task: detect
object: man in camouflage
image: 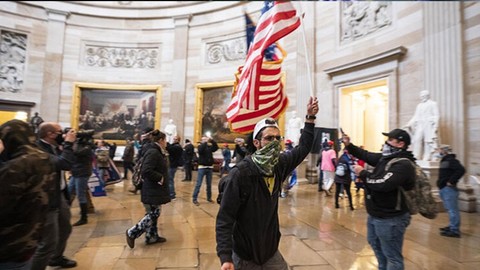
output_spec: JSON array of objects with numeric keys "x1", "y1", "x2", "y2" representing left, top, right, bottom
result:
[
  {"x1": 0, "y1": 120, "x2": 56, "y2": 269},
  {"x1": 31, "y1": 122, "x2": 77, "y2": 269}
]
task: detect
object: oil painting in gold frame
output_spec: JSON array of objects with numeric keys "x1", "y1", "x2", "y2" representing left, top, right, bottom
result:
[{"x1": 71, "y1": 82, "x2": 162, "y2": 145}]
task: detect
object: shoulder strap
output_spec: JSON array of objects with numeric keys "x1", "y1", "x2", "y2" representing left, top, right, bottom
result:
[{"x1": 386, "y1": 157, "x2": 415, "y2": 171}]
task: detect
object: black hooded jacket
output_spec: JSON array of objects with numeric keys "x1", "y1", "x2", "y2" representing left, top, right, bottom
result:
[
  {"x1": 346, "y1": 143, "x2": 416, "y2": 218},
  {"x1": 216, "y1": 122, "x2": 314, "y2": 265},
  {"x1": 437, "y1": 154, "x2": 465, "y2": 189}
]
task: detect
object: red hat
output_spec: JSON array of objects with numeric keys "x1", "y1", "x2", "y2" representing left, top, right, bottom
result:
[
  {"x1": 328, "y1": 140, "x2": 334, "y2": 146},
  {"x1": 223, "y1": 143, "x2": 229, "y2": 147},
  {"x1": 285, "y1": 139, "x2": 293, "y2": 145}
]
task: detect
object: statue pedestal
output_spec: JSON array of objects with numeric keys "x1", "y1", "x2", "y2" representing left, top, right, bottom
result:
[
  {"x1": 305, "y1": 153, "x2": 319, "y2": 185},
  {"x1": 418, "y1": 160, "x2": 477, "y2": 213}
]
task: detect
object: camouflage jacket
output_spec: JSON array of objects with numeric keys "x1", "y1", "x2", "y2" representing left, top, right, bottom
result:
[{"x1": 0, "y1": 145, "x2": 56, "y2": 262}]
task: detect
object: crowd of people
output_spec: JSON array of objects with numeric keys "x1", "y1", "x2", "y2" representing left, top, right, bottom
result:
[{"x1": 0, "y1": 94, "x2": 467, "y2": 270}]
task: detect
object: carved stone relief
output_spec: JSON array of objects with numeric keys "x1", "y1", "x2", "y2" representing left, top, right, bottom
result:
[
  {"x1": 84, "y1": 44, "x2": 159, "y2": 68},
  {"x1": 0, "y1": 30, "x2": 27, "y2": 93},
  {"x1": 341, "y1": 1, "x2": 392, "y2": 43},
  {"x1": 206, "y1": 37, "x2": 247, "y2": 64}
]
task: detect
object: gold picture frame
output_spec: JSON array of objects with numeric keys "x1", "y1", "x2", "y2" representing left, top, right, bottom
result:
[
  {"x1": 71, "y1": 82, "x2": 162, "y2": 145},
  {"x1": 194, "y1": 81, "x2": 285, "y2": 148}
]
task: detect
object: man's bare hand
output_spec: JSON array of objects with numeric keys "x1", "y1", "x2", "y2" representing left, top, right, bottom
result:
[
  {"x1": 306, "y1": 96, "x2": 319, "y2": 116},
  {"x1": 221, "y1": 262, "x2": 234, "y2": 270},
  {"x1": 64, "y1": 129, "x2": 77, "y2": 143}
]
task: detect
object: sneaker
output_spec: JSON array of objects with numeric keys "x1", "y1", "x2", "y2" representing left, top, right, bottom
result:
[
  {"x1": 440, "y1": 230, "x2": 461, "y2": 238},
  {"x1": 207, "y1": 199, "x2": 214, "y2": 203},
  {"x1": 48, "y1": 256, "x2": 77, "y2": 268},
  {"x1": 193, "y1": 200, "x2": 200, "y2": 206},
  {"x1": 146, "y1": 236, "x2": 167, "y2": 245},
  {"x1": 126, "y1": 230, "x2": 135, "y2": 248},
  {"x1": 439, "y1": 226, "x2": 450, "y2": 232},
  {"x1": 280, "y1": 192, "x2": 287, "y2": 198}
]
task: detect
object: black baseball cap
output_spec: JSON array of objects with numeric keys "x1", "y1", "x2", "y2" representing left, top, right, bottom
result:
[{"x1": 382, "y1": 128, "x2": 411, "y2": 145}]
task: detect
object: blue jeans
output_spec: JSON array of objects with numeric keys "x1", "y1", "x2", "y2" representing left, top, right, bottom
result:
[
  {"x1": 367, "y1": 212, "x2": 411, "y2": 270},
  {"x1": 168, "y1": 167, "x2": 178, "y2": 199},
  {"x1": 192, "y1": 168, "x2": 212, "y2": 202},
  {"x1": 68, "y1": 176, "x2": 89, "y2": 204},
  {"x1": 440, "y1": 186, "x2": 460, "y2": 233}
]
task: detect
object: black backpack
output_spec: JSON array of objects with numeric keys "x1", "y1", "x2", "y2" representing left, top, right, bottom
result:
[
  {"x1": 131, "y1": 155, "x2": 145, "y2": 188},
  {"x1": 216, "y1": 161, "x2": 252, "y2": 204}
]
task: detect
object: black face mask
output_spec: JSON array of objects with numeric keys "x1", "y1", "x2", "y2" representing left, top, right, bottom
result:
[{"x1": 55, "y1": 133, "x2": 64, "y2": 145}]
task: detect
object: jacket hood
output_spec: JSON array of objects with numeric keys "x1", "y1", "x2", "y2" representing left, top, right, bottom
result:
[{"x1": 0, "y1": 119, "x2": 37, "y2": 160}]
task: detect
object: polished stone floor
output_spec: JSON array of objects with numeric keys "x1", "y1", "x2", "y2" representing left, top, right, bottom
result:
[{"x1": 58, "y1": 171, "x2": 480, "y2": 270}]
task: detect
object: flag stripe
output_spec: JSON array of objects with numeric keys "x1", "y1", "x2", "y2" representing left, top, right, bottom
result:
[{"x1": 226, "y1": 1, "x2": 299, "y2": 133}]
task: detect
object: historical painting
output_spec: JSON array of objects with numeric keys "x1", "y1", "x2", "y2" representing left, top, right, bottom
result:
[
  {"x1": 71, "y1": 83, "x2": 162, "y2": 144},
  {"x1": 194, "y1": 81, "x2": 249, "y2": 146}
]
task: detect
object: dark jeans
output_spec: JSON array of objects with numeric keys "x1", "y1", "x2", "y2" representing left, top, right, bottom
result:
[
  {"x1": 184, "y1": 161, "x2": 192, "y2": 180},
  {"x1": 123, "y1": 161, "x2": 134, "y2": 178},
  {"x1": 31, "y1": 195, "x2": 72, "y2": 270},
  {"x1": 168, "y1": 167, "x2": 178, "y2": 199},
  {"x1": 232, "y1": 250, "x2": 288, "y2": 270}
]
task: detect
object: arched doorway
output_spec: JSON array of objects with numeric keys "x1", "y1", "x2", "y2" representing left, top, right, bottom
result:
[{"x1": 339, "y1": 78, "x2": 388, "y2": 151}]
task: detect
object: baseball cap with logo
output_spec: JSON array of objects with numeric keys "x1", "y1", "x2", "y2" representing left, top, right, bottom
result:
[
  {"x1": 253, "y1": 118, "x2": 280, "y2": 140},
  {"x1": 382, "y1": 128, "x2": 411, "y2": 145}
]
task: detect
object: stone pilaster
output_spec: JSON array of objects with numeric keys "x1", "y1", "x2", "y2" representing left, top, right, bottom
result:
[
  {"x1": 40, "y1": 9, "x2": 69, "y2": 122},
  {"x1": 423, "y1": 3, "x2": 475, "y2": 212},
  {"x1": 171, "y1": 15, "x2": 191, "y2": 139}
]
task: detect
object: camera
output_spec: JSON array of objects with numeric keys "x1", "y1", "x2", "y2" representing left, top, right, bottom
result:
[{"x1": 64, "y1": 128, "x2": 95, "y2": 145}]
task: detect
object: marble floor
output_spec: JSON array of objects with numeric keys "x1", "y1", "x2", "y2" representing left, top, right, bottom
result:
[{"x1": 59, "y1": 171, "x2": 480, "y2": 270}]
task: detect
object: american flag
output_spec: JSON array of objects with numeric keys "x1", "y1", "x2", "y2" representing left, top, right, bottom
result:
[{"x1": 226, "y1": 1, "x2": 301, "y2": 133}]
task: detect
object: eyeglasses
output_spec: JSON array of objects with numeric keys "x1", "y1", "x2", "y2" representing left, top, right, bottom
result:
[{"x1": 261, "y1": 135, "x2": 283, "y2": 142}]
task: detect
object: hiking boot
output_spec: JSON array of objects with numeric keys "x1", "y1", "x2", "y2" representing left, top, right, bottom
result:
[
  {"x1": 126, "y1": 230, "x2": 135, "y2": 248},
  {"x1": 146, "y1": 236, "x2": 167, "y2": 245},
  {"x1": 72, "y1": 218, "x2": 87, "y2": 226},
  {"x1": 48, "y1": 256, "x2": 77, "y2": 268},
  {"x1": 439, "y1": 226, "x2": 450, "y2": 232},
  {"x1": 440, "y1": 230, "x2": 460, "y2": 238}
]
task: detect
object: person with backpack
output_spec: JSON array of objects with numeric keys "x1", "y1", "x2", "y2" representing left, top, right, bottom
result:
[
  {"x1": 436, "y1": 144, "x2": 466, "y2": 238},
  {"x1": 342, "y1": 128, "x2": 416, "y2": 270},
  {"x1": 125, "y1": 130, "x2": 170, "y2": 248},
  {"x1": 216, "y1": 96, "x2": 318, "y2": 270},
  {"x1": 334, "y1": 149, "x2": 354, "y2": 210}
]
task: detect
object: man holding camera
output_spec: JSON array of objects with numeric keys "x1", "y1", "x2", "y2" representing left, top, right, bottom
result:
[
  {"x1": 32, "y1": 122, "x2": 77, "y2": 269},
  {"x1": 68, "y1": 130, "x2": 95, "y2": 226}
]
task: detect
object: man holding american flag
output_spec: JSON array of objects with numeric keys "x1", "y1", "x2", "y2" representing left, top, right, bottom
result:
[{"x1": 216, "y1": 96, "x2": 318, "y2": 270}]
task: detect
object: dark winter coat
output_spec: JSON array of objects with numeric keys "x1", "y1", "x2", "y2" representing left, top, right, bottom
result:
[
  {"x1": 437, "y1": 154, "x2": 465, "y2": 189},
  {"x1": 334, "y1": 153, "x2": 352, "y2": 185},
  {"x1": 216, "y1": 122, "x2": 314, "y2": 265},
  {"x1": 197, "y1": 140, "x2": 218, "y2": 166},
  {"x1": 346, "y1": 143, "x2": 416, "y2": 218},
  {"x1": 167, "y1": 142, "x2": 184, "y2": 168},
  {"x1": 141, "y1": 143, "x2": 171, "y2": 205},
  {"x1": 71, "y1": 144, "x2": 93, "y2": 177}
]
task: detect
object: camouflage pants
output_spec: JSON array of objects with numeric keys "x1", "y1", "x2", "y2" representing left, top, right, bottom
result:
[{"x1": 127, "y1": 205, "x2": 161, "y2": 242}]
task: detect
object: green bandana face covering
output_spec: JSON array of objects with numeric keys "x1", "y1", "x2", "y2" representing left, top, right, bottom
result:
[{"x1": 252, "y1": 140, "x2": 281, "y2": 176}]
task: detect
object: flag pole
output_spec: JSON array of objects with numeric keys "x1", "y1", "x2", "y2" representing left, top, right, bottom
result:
[{"x1": 298, "y1": 9, "x2": 315, "y2": 98}]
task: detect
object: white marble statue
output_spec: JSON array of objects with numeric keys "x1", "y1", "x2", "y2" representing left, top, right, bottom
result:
[
  {"x1": 286, "y1": 111, "x2": 303, "y2": 146},
  {"x1": 164, "y1": 119, "x2": 177, "y2": 144},
  {"x1": 404, "y1": 90, "x2": 439, "y2": 161}
]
